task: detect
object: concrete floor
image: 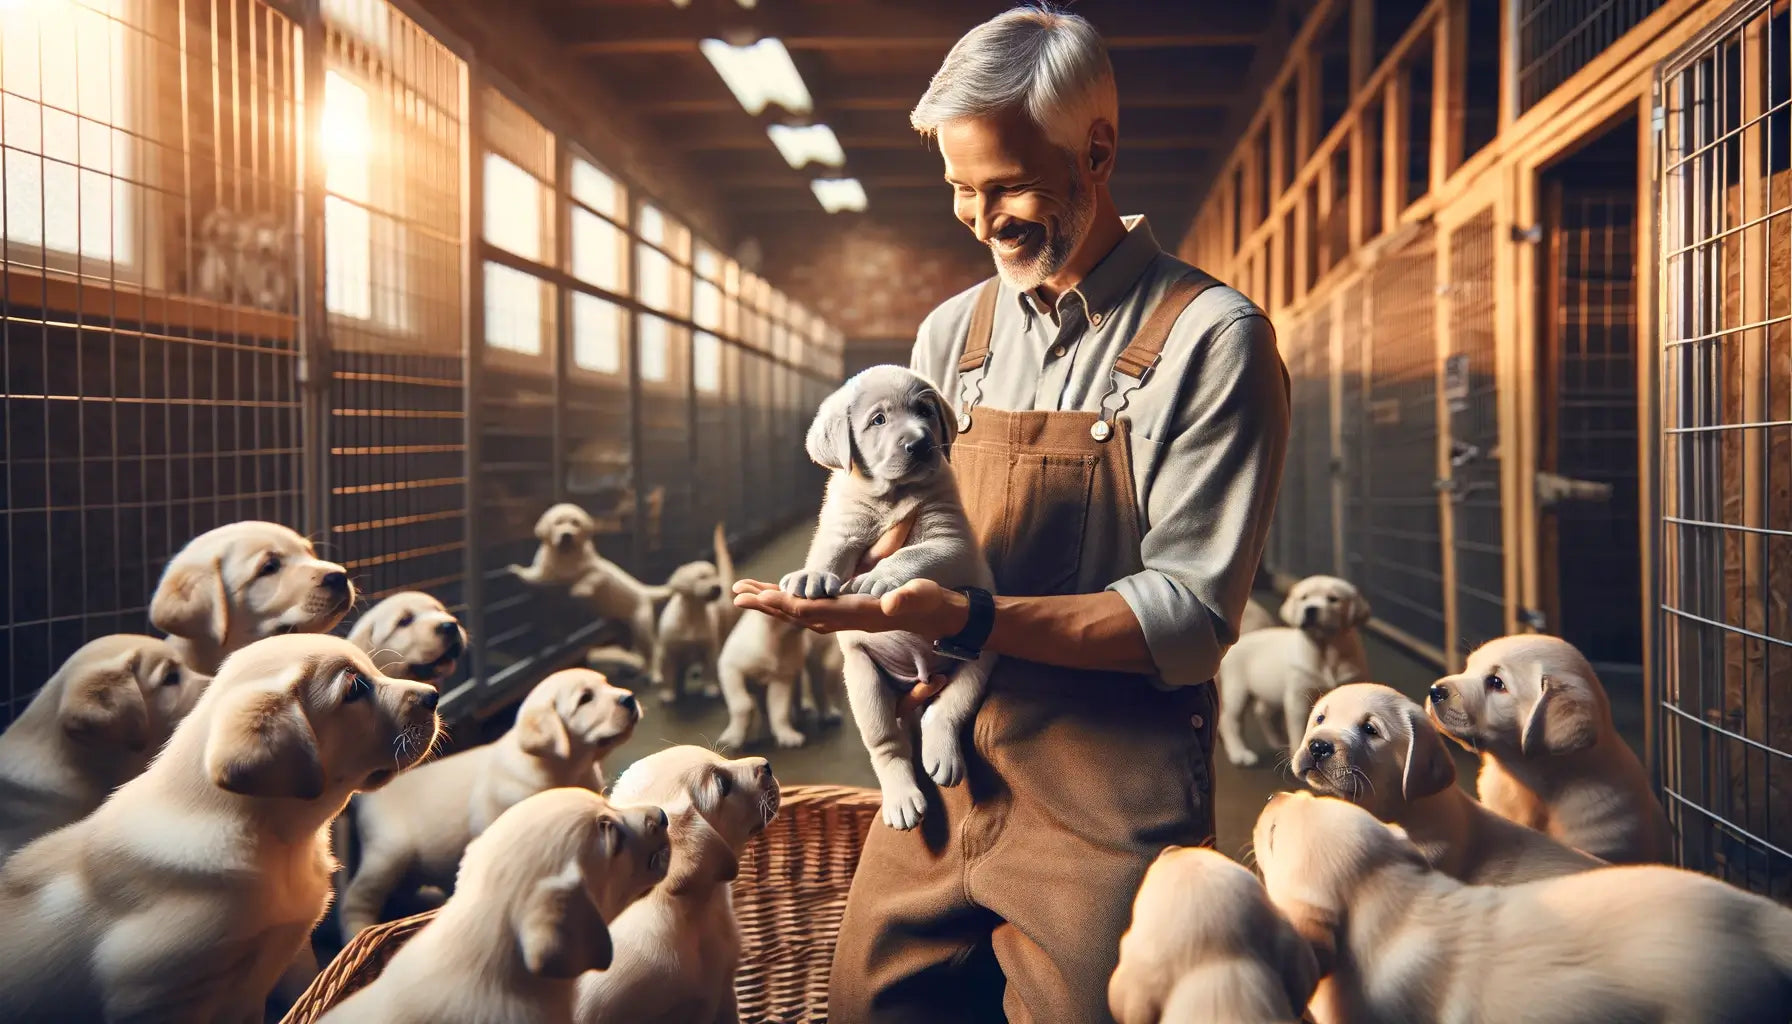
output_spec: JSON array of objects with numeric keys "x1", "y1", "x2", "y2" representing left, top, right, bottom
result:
[{"x1": 604, "y1": 521, "x2": 1649, "y2": 860}]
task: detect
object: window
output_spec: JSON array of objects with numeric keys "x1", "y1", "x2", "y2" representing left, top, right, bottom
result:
[
  {"x1": 694, "y1": 331, "x2": 721, "y2": 393},
  {"x1": 572, "y1": 291, "x2": 624, "y2": 374},
  {"x1": 485, "y1": 260, "x2": 552, "y2": 355},
  {"x1": 693, "y1": 240, "x2": 724, "y2": 331},
  {"x1": 483, "y1": 152, "x2": 552, "y2": 263},
  {"x1": 637, "y1": 312, "x2": 671, "y2": 382},
  {"x1": 571, "y1": 207, "x2": 624, "y2": 291},
  {"x1": 570, "y1": 156, "x2": 622, "y2": 220},
  {"x1": 323, "y1": 70, "x2": 374, "y2": 320},
  {"x1": 2, "y1": 0, "x2": 140, "y2": 272}
]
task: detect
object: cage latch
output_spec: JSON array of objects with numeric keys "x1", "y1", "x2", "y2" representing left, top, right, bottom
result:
[{"x1": 1536, "y1": 471, "x2": 1613, "y2": 508}]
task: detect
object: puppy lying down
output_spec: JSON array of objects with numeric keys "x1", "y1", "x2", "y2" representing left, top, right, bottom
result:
[
  {"x1": 1254, "y1": 791, "x2": 1792, "y2": 1024},
  {"x1": 785, "y1": 366, "x2": 996, "y2": 830},
  {"x1": 0, "y1": 634, "x2": 208, "y2": 862},
  {"x1": 0, "y1": 634, "x2": 441, "y2": 1023},
  {"x1": 338, "y1": 668, "x2": 641, "y2": 939},
  {"x1": 1296, "y1": 683, "x2": 1602, "y2": 885},
  {"x1": 321, "y1": 788, "x2": 670, "y2": 1024},
  {"x1": 575, "y1": 745, "x2": 781, "y2": 1024},
  {"x1": 1109, "y1": 846, "x2": 1318, "y2": 1024}
]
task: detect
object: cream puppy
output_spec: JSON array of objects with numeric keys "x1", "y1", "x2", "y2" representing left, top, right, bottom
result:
[
  {"x1": 338, "y1": 668, "x2": 642, "y2": 938},
  {"x1": 1109, "y1": 846, "x2": 1318, "y2": 1024},
  {"x1": 1217, "y1": 575, "x2": 1371, "y2": 767},
  {"x1": 801, "y1": 630, "x2": 846, "y2": 729},
  {"x1": 348, "y1": 591, "x2": 467, "y2": 684},
  {"x1": 320, "y1": 788, "x2": 671, "y2": 1024},
  {"x1": 0, "y1": 634, "x2": 440, "y2": 1023},
  {"x1": 509, "y1": 503, "x2": 670, "y2": 671},
  {"x1": 574, "y1": 746, "x2": 781, "y2": 1024},
  {"x1": 715, "y1": 608, "x2": 809, "y2": 751},
  {"x1": 1253, "y1": 791, "x2": 1792, "y2": 1024},
  {"x1": 0, "y1": 634, "x2": 209, "y2": 861},
  {"x1": 653, "y1": 559, "x2": 727, "y2": 704},
  {"x1": 1427, "y1": 634, "x2": 1671, "y2": 864},
  {"x1": 151, "y1": 520, "x2": 356, "y2": 676},
  {"x1": 1295, "y1": 683, "x2": 1602, "y2": 884}
]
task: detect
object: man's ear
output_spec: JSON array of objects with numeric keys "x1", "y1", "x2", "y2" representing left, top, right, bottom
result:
[
  {"x1": 58, "y1": 651, "x2": 152, "y2": 752},
  {"x1": 151, "y1": 556, "x2": 231, "y2": 645},
  {"x1": 516, "y1": 701, "x2": 572, "y2": 760},
  {"x1": 1086, "y1": 119, "x2": 1118, "y2": 184},
  {"x1": 1520, "y1": 672, "x2": 1600, "y2": 757},
  {"x1": 1401, "y1": 706, "x2": 1457, "y2": 801},
  {"x1": 518, "y1": 870, "x2": 613, "y2": 977},
  {"x1": 805, "y1": 380, "x2": 857, "y2": 472},
  {"x1": 204, "y1": 689, "x2": 324, "y2": 799}
]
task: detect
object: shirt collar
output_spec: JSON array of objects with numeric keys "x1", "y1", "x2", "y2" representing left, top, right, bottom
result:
[{"x1": 1020, "y1": 215, "x2": 1162, "y2": 324}]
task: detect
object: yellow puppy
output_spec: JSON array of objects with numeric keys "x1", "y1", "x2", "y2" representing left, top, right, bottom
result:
[
  {"x1": 320, "y1": 788, "x2": 671, "y2": 1024},
  {"x1": 348, "y1": 591, "x2": 467, "y2": 684},
  {"x1": 1108, "y1": 846, "x2": 1318, "y2": 1024},
  {"x1": 1427, "y1": 635, "x2": 1671, "y2": 863},
  {"x1": 0, "y1": 634, "x2": 439, "y2": 1023},
  {"x1": 1296, "y1": 683, "x2": 1602, "y2": 884},
  {"x1": 1254, "y1": 791, "x2": 1792, "y2": 1024},
  {"x1": 0, "y1": 634, "x2": 209, "y2": 861},
  {"x1": 151, "y1": 520, "x2": 355, "y2": 676}
]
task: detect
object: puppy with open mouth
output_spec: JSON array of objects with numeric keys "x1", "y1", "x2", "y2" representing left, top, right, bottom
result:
[
  {"x1": 1296, "y1": 682, "x2": 1601, "y2": 885},
  {"x1": 575, "y1": 745, "x2": 780, "y2": 1024},
  {"x1": 348, "y1": 591, "x2": 467, "y2": 684}
]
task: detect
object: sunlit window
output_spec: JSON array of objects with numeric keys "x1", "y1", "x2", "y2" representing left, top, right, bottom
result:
[
  {"x1": 638, "y1": 312, "x2": 670, "y2": 382},
  {"x1": 572, "y1": 291, "x2": 624, "y2": 374},
  {"x1": 484, "y1": 152, "x2": 551, "y2": 263},
  {"x1": 571, "y1": 156, "x2": 622, "y2": 221},
  {"x1": 637, "y1": 244, "x2": 674, "y2": 312},
  {"x1": 322, "y1": 70, "x2": 372, "y2": 319},
  {"x1": 571, "y1": 206, "x2": 623, "y2": 291},
  {"x1": 485, "y1": 260, "x2": 551, "y2": 355},
  {"x1": 2, "y1": 0, "x2": 138, "y2": 271},
  {"x1": 694, "y1": 331, "x2": 721, "y2": 393}
]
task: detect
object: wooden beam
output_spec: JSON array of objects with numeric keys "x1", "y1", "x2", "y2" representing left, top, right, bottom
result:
[
  {"x1": 717, "y1": 170, "x2": 1199, "y2": 191},
  {"x1": 1432, "y1": 0, "x2": 1467, "y2": 192},
  {"x1": 1349, "y1": 0, "x2": 1375, "y2": 91}
]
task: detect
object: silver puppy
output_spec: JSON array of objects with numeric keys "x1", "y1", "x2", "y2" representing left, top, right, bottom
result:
[{"x1": 784, "y1": 366, "x2": 996, "y2": 830}]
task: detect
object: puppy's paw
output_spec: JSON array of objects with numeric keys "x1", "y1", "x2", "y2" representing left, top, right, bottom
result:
[
  {"x1": 880, "y1": 781, "x2": 928, "y2": 831},
  {"x1": 655, "y1": 686, "x2": 680, "y2": 705},
  {"x1": 715, "y1": 729, "x2": 750, "y2": 753},
  {"x1": 820, "y1": 707, "x2": 845, "y2": 727},
  {"x1": 780, "y1": 570, "x2": 843, "y2": 599},
  {"x1": 843, "y1": 574, "x2": 898, "y2": 598},
  {"x1": 771, "y1": 724, "x2": 807, "y2": 749},
  {"x1": 920, "y1": 715, "x2": 966, "y2": 787},
  {"x1": 1225, "y1": 747, "x2": 1261, "y2": 768},
  {"x1": 700, "y1": 683, "x2": 721, "y2": 699}
]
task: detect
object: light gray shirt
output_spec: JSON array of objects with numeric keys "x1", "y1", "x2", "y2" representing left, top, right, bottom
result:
[{"x1": 912, "y1": 216, "x2": 1291, "y2": 688}]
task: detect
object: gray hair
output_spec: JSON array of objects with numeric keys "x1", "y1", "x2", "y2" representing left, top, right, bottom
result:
[{"x1": 910, "y1": 6, "x2": 1118, "y2": 153}]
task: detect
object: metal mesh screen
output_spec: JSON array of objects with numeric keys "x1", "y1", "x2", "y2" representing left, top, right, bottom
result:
[
  {"x1": 2, "y1": 0, "x2": 304, "y2": 720},
  {"x1": 1658, "y1": 1, "x2": 1792, "y2": 898},
  {"x1": 1446, "y1": 209, "x2": 1506, "y2": 656},
  {"x1": 1363, "y1": 228, "x2": 1445, "y2": 650},
  {"x1": 1339, "y1": 280, "x2": 1369, "y2": 584},
  {"x1": 1518, "y1": 0, "x2": 1669, "y2": 112},
  {"x1": 321, "y1": 0, "x2": 469, "y2": 688},
  {"x1": 1301, "y1": 303, "x2": 1336, "y2": 576}
]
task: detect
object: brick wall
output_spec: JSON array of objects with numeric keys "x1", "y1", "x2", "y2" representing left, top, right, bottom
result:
[{"x1": 758, "y1": 217, "x2": 991, "y2": 350}]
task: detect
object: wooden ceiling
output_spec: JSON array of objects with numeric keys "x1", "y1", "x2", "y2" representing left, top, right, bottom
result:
[{"x1": 536, "y1": 0, "x2": 1301, "y2": 251}]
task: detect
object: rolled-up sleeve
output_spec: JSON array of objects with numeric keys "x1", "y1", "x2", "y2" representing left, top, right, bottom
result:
[{"x1": 1108, "y1": 310, "x2": 1291, "y2": 687}]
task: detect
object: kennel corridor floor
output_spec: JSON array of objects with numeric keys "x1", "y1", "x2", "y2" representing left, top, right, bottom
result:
[{"x1": 600, "y1": 521, "x2": 1636, "y2": 860}]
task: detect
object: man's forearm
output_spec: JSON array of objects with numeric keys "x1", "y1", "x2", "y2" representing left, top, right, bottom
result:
[{"x1": 935, "y1": 589, "x2": 1156, "y2": 674}]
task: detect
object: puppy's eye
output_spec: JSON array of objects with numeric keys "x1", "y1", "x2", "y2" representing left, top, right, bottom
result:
[
  {"x1": 716, "y1": 771, "x2": 733, "y2": 797},
  {"x1": 258, "y1": 556, "x2": 282, "y2": 578},
  {"x1": 397, "y1": 613, "x2": 414, "y2": 628},
  {"x1": 1314, "y1": 713, "x2": 1325, "y2": 725},
  {"x1": 576, "y1": 690, "x2": 594, "y2": 707},
  {"x1": 1361, "y1": 720, "x2": 1379, "y2": 737},
  {"x1": 345, "y1": 672, "x2": 374, "y2": 703},
  {"x1": 870, "y1": 413, "x2": 886, "y2": 427},
  {"x1": 1328, "y1": 595, "x2": 1340, "y2": 603},
  {"x1": 1486, "y1": 674, "x2": 1506, "y2": 692},
  {"x1": 161, "y1": 668, "x2": 182, "y2": 688}
]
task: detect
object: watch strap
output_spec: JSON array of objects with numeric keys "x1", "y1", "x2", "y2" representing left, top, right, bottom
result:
[{"x1": 932, "y1": 586, "x2": 994, "y2": 660}]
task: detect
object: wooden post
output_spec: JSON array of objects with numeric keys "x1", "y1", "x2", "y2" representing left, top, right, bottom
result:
[
  {"x1": 1385, "y1": 74, "x2": 1408, "y2": 225},
  {"x1": 1350, "y1": 0, "x2": 1375, "y2": 93},
  {"x1": 1432, "y1": 0, "x2": 1467, "y2": 194}
]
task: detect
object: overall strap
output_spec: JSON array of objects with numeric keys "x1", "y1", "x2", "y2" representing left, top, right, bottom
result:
[
  {"x1": 1111, "y1": 272, "x2": 1219, "y2": 381},
  {"x1": 958, "y1": 277, "x2": 1003, "y2": 374}
]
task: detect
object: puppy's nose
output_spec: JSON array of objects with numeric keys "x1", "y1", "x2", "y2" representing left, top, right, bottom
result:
[
  {"x1": 617, "y1": 691, "x2": 638, "y2": 715},
  {"x1": 419, "y1": 687, "x2": 440, "y2": 710},
  {"x1": 755, "y1": 760, "x2": 773, "y2": 780},
  {"x1": 653, "y1": 807, "x2": 669, "y2": 830},
  {"x1": 434, "y1": 619, "x2": 460, "y2": 637},
  {"x1": 903, "y1": 435, "x2": 933, "y2": 457},
  {"x1": 1307, "y1": 738, "x2": 1335, "y2": 763},
  {"x1": 706, "y1": 585, "x2": 724, "y2": 602},
  {"x1": 1301, "y1": 605, "x2": 1319, "y2": 625},
  {"x1": 1428, "y1": 683, "x2": 1451, "y2": 705},
  {"x1": 322, "y1": 571, "x2": 349, "y2": 592}
]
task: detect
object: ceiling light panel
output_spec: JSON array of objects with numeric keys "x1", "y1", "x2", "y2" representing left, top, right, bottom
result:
[
  {"x1": 811, "y1": 178, "x2": 868, "y2": 214},
  {"x1": 699, "y1": 38, "x2": 812, "y2": 117},
  {"x1": 767, "y1": 124, "x2": 845, "y2": 169}
]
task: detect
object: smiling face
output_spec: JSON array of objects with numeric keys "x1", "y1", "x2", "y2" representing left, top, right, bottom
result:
[
  {"x1": 1296, "y1": 683, "x2": 1457, "y2": 821},
  {"x1": 1425, "y1": 635, "x2": 1607, "y2": 758},
  {"x1": 938, "y1": 108, "x2": 1101, "y2": 291}
]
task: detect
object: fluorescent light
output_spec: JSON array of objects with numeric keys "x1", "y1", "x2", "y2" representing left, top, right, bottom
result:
[
  {"x1": 811, "y1": 178, "x2": 868, "y2": 214},
  {"x1": 767, "y1": 124, "x2": 845, "y2": 169},
  {"x1": 699, "y1": 37, "x2": 812, "y2": 116}
]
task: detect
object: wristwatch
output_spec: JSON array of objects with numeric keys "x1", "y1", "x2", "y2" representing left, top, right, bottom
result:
[{"x1": 932, "y1": 586, "x2": 994, "y2": 661}]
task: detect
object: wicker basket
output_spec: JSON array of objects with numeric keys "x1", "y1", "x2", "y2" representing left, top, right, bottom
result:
[{"x1": 283, "y1": 784, "x2": 881, "y2": 1024}]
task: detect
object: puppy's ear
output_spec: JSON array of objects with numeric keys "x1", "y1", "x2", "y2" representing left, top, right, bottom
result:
[
  {"x1": 1400, "y1": 706, "x2": 1457, "y2": 801},
  {"x1": 516, "y1": 702, "x2": 572, "y2": 760},
  {"x1": 1105, "y1": 965, "x2": 1159, "y2": 1024},
  {"x1": 1351, "y1": 591, "x2": 1373, "y2": 628},
  {"x1": 58, "y1": 652, "x2": 152, "y2": 752},
  {"x1": 517, "y1": 871, "x2": 613, "y2": 977},
  {"x1": 204, "y1": 689, "x2": 324, "y2": 799},
  {"x1": 917, "y1": 383, "x2": 959, "y2": 448},
  {"x1": 665, "y1": 804, "x2": 740, "y2": 895},
  {"x1": 346, "y1": 607, "x2": 382, "y2": 652},
  {"x1": 1519, "y1": 672, "x2": 1599, "y2": 757},
  {"x1": 1272, "y1": 912, "x2": 1324, "y2": 1012},
  {"x1": 1278, "y1": 589, "x2": 1301, "y2": 627},
  {"x1": 151, "y1": 557, "x2": 230, "y2": 645},
  {"x1": 1282, "y1": 901, "x2": 1338, "y2": 979},
  {"x1": 534, "y1": 510, "x2": 555, "y2": 544},
  {"x1": 805, "y1": 382, "x2": 857, "y2": 472}
]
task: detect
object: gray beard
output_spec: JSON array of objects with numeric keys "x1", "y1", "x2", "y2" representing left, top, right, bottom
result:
[{"x1": 988, "y1": 173, "x2": 1095, "y2": 292}]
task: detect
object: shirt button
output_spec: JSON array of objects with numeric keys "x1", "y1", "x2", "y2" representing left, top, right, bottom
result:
[{"x1": 1050, "y1": 344, "x2": 1067, "y2": 358}]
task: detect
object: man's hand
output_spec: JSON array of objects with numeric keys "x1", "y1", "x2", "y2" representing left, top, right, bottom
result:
[
  {"x1": 897, "y1": 675, "x2": 949, "y2": 719},
  {"x1": 731, "y1": 577, "x2": 969, "y2": 639}
]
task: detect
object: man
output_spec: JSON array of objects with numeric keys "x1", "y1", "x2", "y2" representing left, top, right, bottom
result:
[{"x1": 733, "y1": 7, "x2": 1289, "y2": 1022}]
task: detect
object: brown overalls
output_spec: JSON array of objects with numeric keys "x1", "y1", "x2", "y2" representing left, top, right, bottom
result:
[{"x1": 828, "y1": 274, "x2": 1221, "y2": 1024}]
